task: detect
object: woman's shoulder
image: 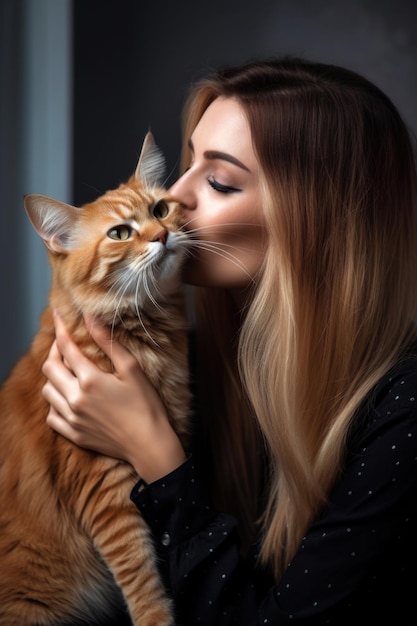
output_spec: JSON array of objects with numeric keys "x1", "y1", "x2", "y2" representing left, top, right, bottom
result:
[
  {"x1": 372, "y1": 343, "x2": 417, "y2": 418},
  {"x1": 348, "y1": 344, "x2": 417, "y2": 454}
]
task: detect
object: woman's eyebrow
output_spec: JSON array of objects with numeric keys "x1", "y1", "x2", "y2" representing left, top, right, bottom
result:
[
  {"x1": 204, "y1": 150, "x2": 250, "y2": 172},
  {"x1": 188, "y1": 138, "x2": 251, "y2": 172}
]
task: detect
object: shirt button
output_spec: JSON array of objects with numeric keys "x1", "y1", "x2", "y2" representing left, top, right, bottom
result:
[{"x1": 161, "y1": 532, "x2": 171, "y2": 546}]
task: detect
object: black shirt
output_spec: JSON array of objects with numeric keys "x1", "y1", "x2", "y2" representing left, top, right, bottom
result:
[{"x1": 131, "y1": 348, "x2": 417, "y2": 624}]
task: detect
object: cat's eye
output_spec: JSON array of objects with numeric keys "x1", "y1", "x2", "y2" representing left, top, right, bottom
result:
[
  {"x1": 152, "y1": 201, "x2": 169, "y2": 219},
  {"x1": 107, "y1": 225, "x2": 133, "y2": 240}
]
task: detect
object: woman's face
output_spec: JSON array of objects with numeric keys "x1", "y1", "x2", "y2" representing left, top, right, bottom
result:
[{"x1": 169, "y1": 97, "x2": 266, "y2": 289}]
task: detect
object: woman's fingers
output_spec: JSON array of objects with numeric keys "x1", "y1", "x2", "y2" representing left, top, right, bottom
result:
[
  {"x1": 45, "y1": 404, "x2": 78, "y2": 441},
  {"x1": 42, "y1": 375, "x2": 70, "y2": 420},
  {"x1": 50, "y1": 311, "x2": 141, "y2": 387},
  {"x1": 42, "y1": 340, "x2": 76, "y2": 399},
  {"x1": 51, "y1": 310, "x2": 98, "y2": 382},
  {"x1": 84, "y1": 314, "x2": 139, "y2": 378}
]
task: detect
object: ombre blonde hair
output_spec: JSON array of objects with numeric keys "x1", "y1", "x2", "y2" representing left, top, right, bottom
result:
[{"x1": 181, "y1": 58, "x2": 417, "y2": 579}]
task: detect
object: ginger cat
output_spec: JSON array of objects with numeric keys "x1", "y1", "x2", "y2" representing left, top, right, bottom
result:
[{"x1": 0, "y1": 133, "x2": 191, "y2": 625}]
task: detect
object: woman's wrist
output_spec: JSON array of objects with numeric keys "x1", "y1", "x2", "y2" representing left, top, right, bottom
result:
[{"x1": 127, "y1": 421, "x2": 187, "y2": 484}]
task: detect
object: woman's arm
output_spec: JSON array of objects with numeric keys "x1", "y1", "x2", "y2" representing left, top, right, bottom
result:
[
  {"x1": 42, "y1": 310, "x2": 186, "y2": 482},
  {"x1": 131, "y1": 365, "x2": 417, "y2": 625}
]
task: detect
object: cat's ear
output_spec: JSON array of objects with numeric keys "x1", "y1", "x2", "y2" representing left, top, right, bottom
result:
[
  {"x1": 135, "y1": 131, "x2": 166, "y2": 187},
  {"x1": 24, "y1": 194, "x2": 79, "y2": 253}
]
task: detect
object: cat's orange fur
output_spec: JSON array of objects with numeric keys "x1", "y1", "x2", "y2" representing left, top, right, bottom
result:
[{"x1": 0, "y1": 133, "x2": 191, "y2": 626}]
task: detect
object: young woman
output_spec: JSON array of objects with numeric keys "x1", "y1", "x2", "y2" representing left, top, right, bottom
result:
[{"x1": 42, "y1": 57, "x2": 417, "y2": 624}]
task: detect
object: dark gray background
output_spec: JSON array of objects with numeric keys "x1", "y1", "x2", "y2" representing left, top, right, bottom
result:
[{"x1": 1, "y1": 0, "x2": 417, "y2": 382}]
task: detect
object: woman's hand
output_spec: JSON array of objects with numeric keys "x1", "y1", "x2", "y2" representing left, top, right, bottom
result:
[{"x1": 42, "y1": 311, "x2": 186, "y2": 482}]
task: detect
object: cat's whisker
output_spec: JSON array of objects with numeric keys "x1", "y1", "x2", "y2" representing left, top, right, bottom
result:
[
  {"x1": 111, "y1": 272, "x2": 142, "y2": 327},
  {"x1": 135, "y1": 302, "x2": 160, "y2": 347},
  {"x1": 183, "y1": 240, "x2": 255, "y2": 282},
  {"x1": 130, "y1": 253, "x2": 166, "y2": 317},
  {"x1": 143, "y1": 271, "x2": 165, "y2": 315},
  {"x1": 185, "y1": 237, "x2": 260, "y2": 256},
  {"x1": 181, "y1": 219, "x2": 258, "y2": 234},
  {"x1": 118, "y1": 272, "x2": 161, "y2": 348},
  {"x1": 182, "y1": 221, "x2": 262, "y2": 249},
  {"x1": 112, "y1": 285, "x2": 133, "y2": 333},
  {"x1": 112, "y1": 270, "x2": 159, "y2": 347}
]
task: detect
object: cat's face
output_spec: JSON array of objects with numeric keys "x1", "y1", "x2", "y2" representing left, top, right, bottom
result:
[
  {"x1": 73, "y1": 181, "x2": 187, "y2": 314},
  {"x1": 24, "y1": 133, "x2": 189, "y2": 320}
]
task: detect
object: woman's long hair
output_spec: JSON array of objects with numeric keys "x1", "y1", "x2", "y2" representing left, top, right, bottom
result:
[{"x1": 181, "y1": 58, "x2": 417, "y2": 579}]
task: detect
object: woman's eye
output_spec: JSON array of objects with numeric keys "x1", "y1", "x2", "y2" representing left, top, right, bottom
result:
[
  {"x1": 107, "y1": 225, "x2": 133, "y2": 240},
  {"x1": 152, "y1": 201, "x2": 169, "y2": 218},
  {"x1": 208, "y1": 177, "x2": 241, "y2": 194}
]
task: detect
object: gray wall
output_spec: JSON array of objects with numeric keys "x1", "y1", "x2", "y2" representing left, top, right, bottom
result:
[
  {"x1": 1, "y1": 0, "x2": 72, "y2": 381},
  {"x1": 1, "y1": 0, "x2": 417, "y2": 382}
]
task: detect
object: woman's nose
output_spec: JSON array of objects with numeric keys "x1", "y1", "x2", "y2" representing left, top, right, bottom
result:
[{"x1": 169, "y1": 170, "x2": 195, "y2": 209}]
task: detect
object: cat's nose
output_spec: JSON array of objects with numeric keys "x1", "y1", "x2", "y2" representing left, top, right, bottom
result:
[{"x1": 152, "y1": 228, "x2": 168, "y2": 245}]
